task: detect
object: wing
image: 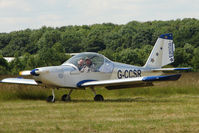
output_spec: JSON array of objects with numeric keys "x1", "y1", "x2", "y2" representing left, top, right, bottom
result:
[
  {"x1": 0, "y1": 78, "x2": 38, "y2": 85},
  {"x1": 78, "y1": 74, "x2": 181, "y2": 90}
]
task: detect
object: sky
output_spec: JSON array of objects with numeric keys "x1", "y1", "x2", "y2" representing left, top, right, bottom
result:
[{"x1": 0, "y1": 0, "x2": 199, "y2": 33}]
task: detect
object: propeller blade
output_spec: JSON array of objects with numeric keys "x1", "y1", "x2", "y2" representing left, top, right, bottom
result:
[{"x1": 19, "y1": 70, "x2": 31, "y2": 76}]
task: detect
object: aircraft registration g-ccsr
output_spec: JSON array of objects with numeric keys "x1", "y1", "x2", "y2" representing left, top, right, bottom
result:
[{"x1": 0, "y1": 33, "x2": 191, "y2": 102}]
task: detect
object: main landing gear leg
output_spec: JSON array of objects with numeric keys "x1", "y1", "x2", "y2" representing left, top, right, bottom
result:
[
  {"x1": 46, "y1": 89, "x2": 56, "y2": 103},
  {"x1": 91, "y1": 87, "x2": 104, "y2": 101},
  {"x1": 61, "y1": 89, "x2": 73, "y2": 102}
]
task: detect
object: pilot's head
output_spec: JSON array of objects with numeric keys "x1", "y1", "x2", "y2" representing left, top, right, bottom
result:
[
  {"x1": 85, "y1": 58, "x2": 92, "y2": 66},
  {"x1": 78, "y1": 59, "x2": 84, "y2": 66}
]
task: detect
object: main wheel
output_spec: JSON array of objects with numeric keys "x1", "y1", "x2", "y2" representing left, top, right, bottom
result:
[
  {"x1": 46, "y1": 95, "x2": 55, "y2": 103},
  {"x1": 94, "y1": 94, "x2": 104, "y2": 101},
  {"x1": 61, "y1": 94, "x2": 71, "y2": 102}
]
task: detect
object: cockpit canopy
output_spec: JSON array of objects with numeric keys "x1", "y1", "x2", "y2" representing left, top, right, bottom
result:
[{"x1": 62, "y1": 52, "x2": 114, "y2": 73}]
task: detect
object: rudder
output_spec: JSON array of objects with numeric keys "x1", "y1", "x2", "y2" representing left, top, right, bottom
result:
[{"x1": 144, "y1": 33, "x2": 175, "y2": 69}]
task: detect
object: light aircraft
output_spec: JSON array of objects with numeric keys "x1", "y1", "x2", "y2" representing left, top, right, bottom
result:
[{"x1": 0, "y1": 33, "x2": 191, "y2": 102}]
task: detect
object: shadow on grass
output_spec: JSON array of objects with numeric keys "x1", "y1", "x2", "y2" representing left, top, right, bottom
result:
[
  {"x1": 16, "y1": 93, "x2": 47, "y2": 100},
  {"x1": 0, "y1": 89, "x2": 48, "y2": 101},
  {"x1": 62, "y1": 97, "x2": 183, "y2": 103},
  {"x1": 0, "y1": 95, "x2": 184, "y2": 103}
]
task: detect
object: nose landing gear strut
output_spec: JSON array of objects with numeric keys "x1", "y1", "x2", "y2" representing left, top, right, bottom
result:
[{"x1": 46, "y1": 89, "x2": 55, "y2": 103}]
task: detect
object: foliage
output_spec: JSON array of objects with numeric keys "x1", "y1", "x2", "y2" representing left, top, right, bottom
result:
[
  {"x1": 0, "y1": 18, "x2": 199, "y2": 74},
  {"x1": 0, "y1": 54, "x2": 9, "y2": 74},
  {"x1": 192, "y1": 47, "x2": 199, "y2": 71}
]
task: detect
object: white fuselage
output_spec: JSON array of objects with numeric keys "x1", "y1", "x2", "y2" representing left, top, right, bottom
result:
[{"x1": 33, "y1": 62, "x2": 162, "y2": 89}]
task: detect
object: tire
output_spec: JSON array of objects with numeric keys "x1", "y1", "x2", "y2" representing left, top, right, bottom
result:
[
  {"x1": 46, "y1": 95, "x2": 55, "y2": 103},
  {"x1": 61, "y1": 94, "x2": 71, "y2": 102},
  {"x1": 94, "y1": 94, "x2": 104, "y2": 101}
]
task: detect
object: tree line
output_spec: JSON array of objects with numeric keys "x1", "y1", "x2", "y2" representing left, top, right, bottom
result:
[{"x1": 0, "y1": 18, "x2": 199, "y2": 75}]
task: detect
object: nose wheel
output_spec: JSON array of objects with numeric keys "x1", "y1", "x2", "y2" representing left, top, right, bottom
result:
[{"x1": 46, "y1": 89, "x2": 55, "y2": 103}]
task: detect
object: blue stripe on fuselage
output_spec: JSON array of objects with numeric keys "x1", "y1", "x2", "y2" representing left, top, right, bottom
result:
[{"x1": 77, "y1": 80, "x2": 97, "y2": 87}]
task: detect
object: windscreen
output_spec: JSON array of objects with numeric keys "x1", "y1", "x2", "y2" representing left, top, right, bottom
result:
[{"x1": 62, "y1": 53, "x2": 113, "y2": 73}]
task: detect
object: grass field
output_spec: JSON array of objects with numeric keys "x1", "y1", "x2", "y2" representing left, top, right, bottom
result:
[{"x1": 0, "y1": 73, "x2": 199, "y2": 132}]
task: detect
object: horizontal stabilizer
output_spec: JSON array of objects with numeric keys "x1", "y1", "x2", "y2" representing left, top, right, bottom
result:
[
  {"x1": 152, "y1": 67, "x2": 192, "y2": 71},
  {"x1": 0, "y1": 78, "x2": 38, "y2": 85},
  {"x1": 142, "y1": 74, "x2": 181, "y2": 81}
]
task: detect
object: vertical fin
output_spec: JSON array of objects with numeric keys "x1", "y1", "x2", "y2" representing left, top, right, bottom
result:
[{"x1": 144, "y1": 33, "x2": 175, "y2": 69}]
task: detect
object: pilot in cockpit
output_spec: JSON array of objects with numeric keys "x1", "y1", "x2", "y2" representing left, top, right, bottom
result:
[
  {"x1": 77, "y1": 58, "x2": 84, "y2": 71},
  {"x1": 80, "y1": 58, "x2": 96, "y2": 72}
]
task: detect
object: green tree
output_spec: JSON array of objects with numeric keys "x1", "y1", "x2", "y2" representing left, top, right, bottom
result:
[
  {"x1": 9, "y1": 53, "x2": 24, "y2": 74},
  {"x1": 61, "y1": 31, "x2": 82, "y2": 53},
  {"x1": 192, "y1": 47, "x2": 199, "y2": 71},
  {"x1": 114, "y1": 48, "x2": 141, "y2": 66},
  {"x1": 0, "y1": 55, "x2": 9, "y2": 74}
]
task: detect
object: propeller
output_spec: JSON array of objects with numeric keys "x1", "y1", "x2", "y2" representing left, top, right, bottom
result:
[
  {"x1": 19, "y1": 70, "x2": 31, "y2": 76},
  {"x1": 19, "y1": 69, "x2": 40, "y2": 76}
]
